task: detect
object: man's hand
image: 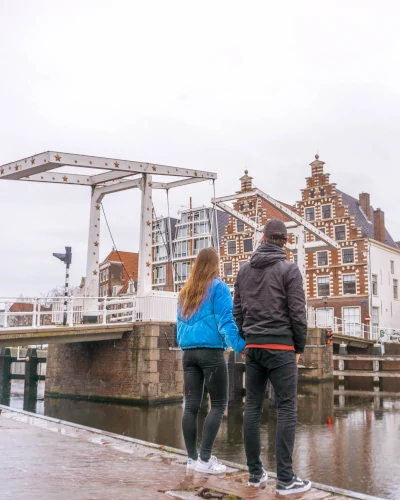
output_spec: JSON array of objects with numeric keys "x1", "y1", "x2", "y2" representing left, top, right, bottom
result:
[
  {"x1": 241, "y1": 350, "x2": 247, "y2": 362},
  {"x1": 295, "y1": 354, "x2": 300, "y2": 365}
]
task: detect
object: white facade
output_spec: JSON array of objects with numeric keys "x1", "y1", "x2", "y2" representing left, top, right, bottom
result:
[{"x1": 369, "y1": 240, "x2": 400, "y2": 334}]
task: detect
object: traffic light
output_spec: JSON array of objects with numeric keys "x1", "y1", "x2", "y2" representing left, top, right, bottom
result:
[
  {"x1": 324, "y1": 328, "x2": 333, "y2": 344},
  {"x1": 53, "y1": 246, "x2": 72, "y2": 265}
]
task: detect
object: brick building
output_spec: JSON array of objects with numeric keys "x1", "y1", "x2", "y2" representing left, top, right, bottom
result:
[
  {"x1": 218, "y1": 156, "x2": 400, "y2": 336},
  {"x1": 220, "y1": 170, "x2": 293, "y2": 290},
  {"x1": 99, "y1": 250, "x2": 138, "y2": 297}
]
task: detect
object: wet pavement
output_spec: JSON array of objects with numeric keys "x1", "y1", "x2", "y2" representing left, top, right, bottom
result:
[
  {"x1": 0, "y1": 406, "x2": 383, "y2": 500},
  {"x1": 5, "y1": 381, "x2": 400, "y2": 499}
]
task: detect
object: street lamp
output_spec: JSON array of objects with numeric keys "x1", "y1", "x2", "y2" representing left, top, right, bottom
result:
[{"x1": 52, "y1": 247, "x2": 72, "y2": 326}]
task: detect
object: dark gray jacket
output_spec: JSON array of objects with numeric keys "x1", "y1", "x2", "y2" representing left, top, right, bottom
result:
[{"x1": 233, "y1": 242, "x2": 307, "y2": 353}]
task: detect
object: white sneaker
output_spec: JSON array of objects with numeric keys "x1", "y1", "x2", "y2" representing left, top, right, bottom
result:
[
  {"x1": 186, "y1": 458, "x2": 196, "y2": 470},
  {"x1": 248, "y1": 468, "x2": 268, "y2": 488},
  {"x1": 195, "y1": 455, "x2": 227, "y2": 474}
]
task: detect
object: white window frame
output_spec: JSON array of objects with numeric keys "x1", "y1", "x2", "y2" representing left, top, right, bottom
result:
[
  {"x1": 394, "y1": 279, "x2": 399, "y2": 300},
  {"x1": 154, "y1": 265, "x2": 166, "y2": 285},
  {"x1": 342, "y1": 306, "x2": 361, "y2": 337},
  {"x1": 243, "y1": 238, "x2": 253, "y2": 253},
  {"x1": 372, "y1": 274, "x2": 378, "y2": 296},
  {"x1": 342, "y1": 247, "x2": 355, "y2": 264},
  {"x1": 316, "y1": 307, "x2": 334, "y2": 328},
  {"x1": 343, "y1": 274, "x2": 357, "y2": 295},
  {"x1": 193, "y1": 237, "x2": 210, "y2": 255},
  {"x1": 305, "y1": 207, "x2": 315, "y2": 222},
  {"x1": 227, "y1": 240, "x2": 237, "y2": 255},
  {"x1": 223, "y1": 261, "x2": 233, "y2": 276},
  {"x1": 112, "y1": 286, "x2": 118, "y2": 297},
  {"x1": 236, "y1": 220, "x2": 245, "y2": 233},
  {"x1": 316, "y1": 251, "x2": 328, "y2": 267},
  {"x1": 334, "y1": 224, "x2": 346, "y2": 241},
  {"x1": 391, "y1": 260, "x2": 395, "y2": 275},
  {"x1": 321, "y1": 204, "x2": 332, "y2": 220},
  {"x1": 317, "y1": 276, "x2": 330, "y2": 297}
]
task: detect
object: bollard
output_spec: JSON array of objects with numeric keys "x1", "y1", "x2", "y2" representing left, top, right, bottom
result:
[
  {"x1": 339, "y1": 343, "x2": 348, "y2": 355},
  {"x1": 0, "y1": 348, "x2": 12, "y2": 405},
  {"x1": 372, "y1": 343, "x2": 383, "y2": 355},
  {"x1": 24, "y1": 347, "x2": 39, "y2": 412}
]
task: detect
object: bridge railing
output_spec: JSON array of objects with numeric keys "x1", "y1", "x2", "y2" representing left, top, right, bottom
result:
[
  {"x1": 0, "y1": 292, "x2": 179, "y2": 329},
  {"x1": 307, "y1": 308, "x2": 400, "y2": 343}
]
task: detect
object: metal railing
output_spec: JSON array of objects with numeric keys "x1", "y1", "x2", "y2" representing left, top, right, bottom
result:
[
  {"x1": 0, "y1": 292, "x2": 179, "y2": 330},
  {"x1": 307, "y1": 309, "x2": 400, "y2": 343}
]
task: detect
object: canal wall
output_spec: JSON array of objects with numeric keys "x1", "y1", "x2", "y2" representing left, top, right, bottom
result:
[
  {"x1": 45, "y1": 322, "x2": 183, "y2": 405},
  {"x1": 299, "y1": 328, "x2": 334, "y2": 381}
]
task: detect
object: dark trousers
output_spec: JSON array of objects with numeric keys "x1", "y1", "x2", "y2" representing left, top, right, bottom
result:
[
  {"x1": 244, "y1": 349, "x2": 298, "y2": 482},
  {"x1": 182, "y1": 348, "x2": 228, "y2": 462}
]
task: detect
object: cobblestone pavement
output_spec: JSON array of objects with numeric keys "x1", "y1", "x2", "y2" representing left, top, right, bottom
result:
[{"x1": 0, "y1": 407, "x2": 379, "y2": 500}]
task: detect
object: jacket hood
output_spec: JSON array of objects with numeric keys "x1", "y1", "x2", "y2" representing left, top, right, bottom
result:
[{"x1": 250, "y1": 242, "x2": 286, "y2": 268}]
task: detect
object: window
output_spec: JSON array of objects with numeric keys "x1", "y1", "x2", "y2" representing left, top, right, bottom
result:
[
  {"x1": 317, "y1": 277, "x2": 330, "y2": 297},
  {"x1": 321, "y1": 204, "x2": 332, "y2": 219},
  {"x1": 177, "y1": 225, "x2": 190, "y2": 238},
  {"x1": 176, "y1": 261, "x2": 190, "y2": 281},
  {"x1": 223, "y1": 262, "x2": 233, "y2": 276},
  {"x1": 343, "y1": 274, "x2": 356, "y2": 295},
  {"x1": 113, "y1": 286, "x2": 118, "y2": 297},
  {"x1": 343, "y1": 307, "x2": 361, "y2": 336},
  {"x1": 310, "y1": 190, "x2": 315, "y2": 199},
  {"x1": 335, "y1": 225, "x2": 346, "y2": 240},
  {"x1": 105, "y1": 268, "x2": 109, "y2": 280},
  {"x1": 243, "y1": 238, "x2": 253, "y2": 253},
  {"x1": 239, "y1": 260, "x2": 248, "y2": 269},
  {"x1": 342, "y1": 248, "x2": 355, "y2": 264},
  {"x1": 394, "y1": 279, "x2": 398, "y2": 300},
  {"x1": 227, "y1": 241, "x2": 237, "y2": 255},
  {"x1": 317, "y1": 251, "x2": 328, "y2": 267},
  {"x1": 180, "y1": 213, "x2": 189, "y2": 223},
  {"x1": 194, "y1": 237, "x2": 209, "y2": 255},
  {"x1": 372, "y1": 274, "x2": 378, "y2": 295},
  {"x1": 248, "y1": 202, "x2": 253, "y2": 209},
  {"x1": 250, "y1": 216, "x2": 259, "y2": 224},
  {"x1": 391, "y1": 261, "x2": 395, "y2": 274},
  {"x1": 194, "y1": 221, "x2": 209, "y2": 234},
  {"x1": 154, "y1": 265, "x2": 166, "y2": 285},
  {"x1": 305, "y1": 207, "x2": 315, "y2": 221},
  {"x1": 154, "y1": 244, "x2": 168, "y2": 261},
  {"x1": 129, "y1": 282, "x2": 135, "y2": 293},
  {"x1": 316, "y1": 308, "x2": 334, "y2": 328},
  {"x1": 193, "y1": 209, "x2": 207, "y2": 221},
  {"x1": 320, "y1": 188, "x2": 325, "y2": 196},
  {"x1": 372, "y1": 307, "x2": 379, "y2": 339},
  {"x1": 174, "y1": 241, "x2": 189, "y2": 258},
  {"x1": 236, "y1": 220, "x2": 245, "y2": 232},
  {"x1": 293, "y1": 254, "x2": 298, "y2": 265},
  {"x1": 239, "y1": 203, "x2": 244, "y2": 211}
]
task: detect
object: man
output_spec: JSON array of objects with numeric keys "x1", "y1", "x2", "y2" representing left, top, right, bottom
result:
[{"x1": 233, "y1": 219, "x2": 311, "y2": 495}]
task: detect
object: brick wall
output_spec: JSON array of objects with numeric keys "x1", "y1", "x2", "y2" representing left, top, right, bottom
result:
[
  {"x1": 45, "y1": 323, "x2": 183, "y2": 405},
  {"x1": 299, "y1": 328, "x2": 333, "y2": 381}
]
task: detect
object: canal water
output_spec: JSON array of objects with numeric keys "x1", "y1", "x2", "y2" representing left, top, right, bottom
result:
[{"x1": 6, "y1": 380, "x2": 400, "y2": 500}]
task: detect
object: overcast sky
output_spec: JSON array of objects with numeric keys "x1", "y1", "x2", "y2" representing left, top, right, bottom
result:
[{"x1": 1, "y1": 0, "x2": 400, "y2": 298}]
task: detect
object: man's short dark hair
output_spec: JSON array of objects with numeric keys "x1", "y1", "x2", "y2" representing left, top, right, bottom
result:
[{"x1": 263, "y1": 219, "x2": 288, "y2": 247}]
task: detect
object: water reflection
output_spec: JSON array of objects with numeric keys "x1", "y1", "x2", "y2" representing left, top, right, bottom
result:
[{"x1": 7, "y1": 381, "x2": 400, "y2": 500}]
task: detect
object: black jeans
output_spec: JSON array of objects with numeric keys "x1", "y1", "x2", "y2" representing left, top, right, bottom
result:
[
  {"x1": 244, "y1": 349, "x2": 298, "y2": 482},
  {"x1": 182, "y1": 348, "x2": 228, "y2": 462}
]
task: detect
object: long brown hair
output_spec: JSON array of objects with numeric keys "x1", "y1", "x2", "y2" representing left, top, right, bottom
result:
[{"x1": 178, "y1": 247, "x2": 219, "y2": 319}]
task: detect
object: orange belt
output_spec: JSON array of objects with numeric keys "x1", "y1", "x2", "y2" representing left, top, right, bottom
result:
[{"x1": 246, "y1": 344, "x2": 295, "y2": 351}]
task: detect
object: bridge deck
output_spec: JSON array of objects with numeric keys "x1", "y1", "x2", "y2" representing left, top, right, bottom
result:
[{"x1": 0, "y1": 323, "x2": 134, "y2": 347}]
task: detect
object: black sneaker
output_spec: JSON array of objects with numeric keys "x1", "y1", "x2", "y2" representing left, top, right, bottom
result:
[
  {"x1": 248, "y1": 468, "x2": 268, "y2": 488},
  {"x1": 276, "y1": 475, "x2": 311, "y2": 496}
]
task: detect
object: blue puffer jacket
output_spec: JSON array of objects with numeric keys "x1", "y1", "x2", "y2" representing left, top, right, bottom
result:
[{"x1": 177, "y1": 278, "x2": 245, "y2": 353}]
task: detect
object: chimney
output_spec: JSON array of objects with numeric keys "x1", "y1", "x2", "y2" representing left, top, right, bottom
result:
[
  {"x1": 359, "y1": 192, "x2": 371, "y2": 220},
  {"x1": 374, "y1": 208, "x2": 386, "y2": 243},
  {"x1": 239, "y1": 170, "x2": 253, "y2": 192}
]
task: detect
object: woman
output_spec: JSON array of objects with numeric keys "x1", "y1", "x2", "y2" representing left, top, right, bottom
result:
[{"x1": 177, "y1": 247, "x2": 245, "y2": 474}]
